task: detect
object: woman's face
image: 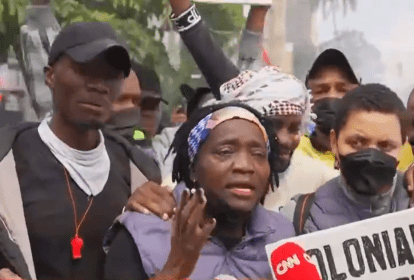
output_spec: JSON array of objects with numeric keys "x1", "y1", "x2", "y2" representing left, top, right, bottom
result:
[{"x1": 193, "y1": 119, "x2": 271, "y2": 215}]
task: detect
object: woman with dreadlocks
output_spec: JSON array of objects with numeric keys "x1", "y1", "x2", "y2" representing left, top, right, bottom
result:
[
  {"x1": 127, "y1": 66, "x2": 339, "y2": 218},
  {"x1": 104, "y1": 103, "x2": 294, "y2": 280}
]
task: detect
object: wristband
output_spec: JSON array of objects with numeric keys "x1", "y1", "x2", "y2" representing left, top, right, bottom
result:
[{"x1": 171, "y1": 4, "x2": 201, "y2": 32}]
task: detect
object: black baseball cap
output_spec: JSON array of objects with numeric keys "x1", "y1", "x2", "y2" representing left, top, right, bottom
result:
[
  {"x1": 132, "y1": 61, "x2": 168, "y2": 104},
  {"x1": 306, "y1": 49, "x2": 359, "y2": 87},
  {"x1": 180, "y1": 84, "x2": 212, "y2": 118},
  {"x1": 48, "y1": 22, "x2": 131, "y2": 77}
]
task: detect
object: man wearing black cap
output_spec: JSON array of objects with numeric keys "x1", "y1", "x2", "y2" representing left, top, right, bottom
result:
[
  {"x1": 0, "y1": 22, "x2": 160, "y2": 279},
  {"x1": 151, "y1": 84, "x2": 216, "y2": 188},
  {"x1": 133, "y1": 63, "x2": 168, "y2": 139},
  {"x1": 296, "y1": 49, "x2": 360, "y2": 169}
]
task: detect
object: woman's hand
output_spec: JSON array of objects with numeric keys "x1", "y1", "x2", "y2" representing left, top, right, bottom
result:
[
  {"x1": 0, "y1": 268, "x2": 22, "y2": 280},
  {"x1": 158, "y1": 188, "x2": 216, "y2": 279},
  {"x1": 127, "y1": 181, "x2": 176, "y2": 220}
]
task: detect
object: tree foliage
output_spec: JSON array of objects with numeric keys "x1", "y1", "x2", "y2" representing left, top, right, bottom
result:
[
  {"x1": 320, "y1": 30, "x2": 384, "y2": 83},
  {"x1": 0, "y1": 0, "x2": 245, "y2": 109}
]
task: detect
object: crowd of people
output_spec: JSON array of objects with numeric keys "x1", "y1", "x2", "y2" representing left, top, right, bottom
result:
[{"x1": 1, "y1": 0, "x2": 414, "y2": 279}]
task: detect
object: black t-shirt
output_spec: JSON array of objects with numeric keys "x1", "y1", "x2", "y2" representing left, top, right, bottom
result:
[
  {"x1": 104, "y1": 226, "x2": 148, "y2": 280},
  {"x1": 12, "y1": 127, "x2": 131, "y2": 280}
]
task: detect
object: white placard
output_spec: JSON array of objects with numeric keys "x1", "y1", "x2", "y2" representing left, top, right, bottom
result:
[
  {"x1": 266, "y1": 208, "x2": 414, "y2": 280},
  {"x1": 194, "y1": 0, "x2": 272, "y2": 5}
]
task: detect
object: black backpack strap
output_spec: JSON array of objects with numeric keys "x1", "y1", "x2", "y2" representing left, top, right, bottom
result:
[
  {"x1": 293, "y1": 193, "x2": 316, "y2": 235},
  {"x1": 102, "y1": 129, "x2": 162, "y2": 184}
]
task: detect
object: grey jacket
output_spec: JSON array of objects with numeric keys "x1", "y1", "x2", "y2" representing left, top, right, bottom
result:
[
  {"x1": 112, "y1": 182, "x2": 295, "y2": 279},
  {"x1": 0, "y1": 123, "x2": 161, "y2": 279},
  {"x1": 303, "y1": 174, "x2": 410, "y2": 233}
]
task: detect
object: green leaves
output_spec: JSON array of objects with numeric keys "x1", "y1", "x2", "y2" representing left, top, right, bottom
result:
[{"x1": 0, "y1": 0, "x2": 245, "y2": 111}]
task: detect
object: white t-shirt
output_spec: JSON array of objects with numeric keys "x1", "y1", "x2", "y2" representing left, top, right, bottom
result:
[
  {"x1": 264, "y1": 150, "x2": 340, "y2": 212},
  {"x1": 38, "y1": 118, "x2": 110, "y2": 196}
]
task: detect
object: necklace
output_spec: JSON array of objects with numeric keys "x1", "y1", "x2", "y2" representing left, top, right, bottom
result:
[{"x1": 64, "y1": 168, "x2": 94, "y2": 260}]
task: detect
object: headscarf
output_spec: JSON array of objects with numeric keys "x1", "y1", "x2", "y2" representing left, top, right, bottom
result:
[
  {"x1": 187, "y1": 106, "x2": 269, "y2": 164},
  {"x1": 204, "y1": 66, "x2": 311, "y2": 132}
]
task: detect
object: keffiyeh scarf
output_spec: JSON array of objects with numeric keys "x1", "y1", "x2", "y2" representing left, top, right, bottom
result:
[{"x1": 205, "y1": 66, "x2": 311, "y2": 131}]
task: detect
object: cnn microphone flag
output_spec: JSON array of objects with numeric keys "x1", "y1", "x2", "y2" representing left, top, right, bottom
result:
[{"x1": 268, "y1": 242, "x2": 321, "y2": 280}]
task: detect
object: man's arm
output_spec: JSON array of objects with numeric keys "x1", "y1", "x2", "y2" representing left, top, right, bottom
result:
[
  {"x1": 169, "y1": 0, "x2": 240, "y2": 98},
  {"x1": 237, "y1": 6, "x2": 270, "y2": 71}
]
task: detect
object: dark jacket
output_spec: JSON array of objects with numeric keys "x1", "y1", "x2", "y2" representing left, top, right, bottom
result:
[
  {"x1": 104, "y1": 182, "x2": 295, "y2": 279},
  {"x1": 304, "y1": 174, "x2": 410, "y2": 233},
  {"x1": 0, "y1": 123, "x2": 161, "y2": 279}
]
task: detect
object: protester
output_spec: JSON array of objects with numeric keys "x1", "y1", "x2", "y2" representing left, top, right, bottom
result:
[
  {"x1": 299, "y1": 49, "x2": 413, "y2": 173},
  {"x1": 104, "y1": 103, "x2": 295, "y2": 280},
  {"x1": 20, "y1": 0, "x2": 60, "y2": 120},
  {"x1": 398, "y1": 88, "x2": 414, "y2": 171},
  {"x1": 125, "y1": 0, "x2": 343, "y2": 215},
  {"x1": 152, "y1": 84, "x2": 215, "y2": 188},
  {"x1": 180, "y1": 84, "x2": 215, "y2": 118},
  {"x1": 297, "y1": 49, "x2": 360, "y2": 169},
  {"x1": 134, "y1": 63, "x2": 168, "y2": 139},
  {"x1": 294, "y1": 84, "x2": 409, "y2": 234},
  {"x1": 0, "y1": 22, "x2": 161, "y2": 279},
  {"x1": 208, "y1": 67, "x2": 342, "y2": 210},
  {"x1": 167, "y1": 0, "x2": 343, "y2": 208},
  {"x1": 106, "y1": 69, "x2": 142, "y2": 143}
]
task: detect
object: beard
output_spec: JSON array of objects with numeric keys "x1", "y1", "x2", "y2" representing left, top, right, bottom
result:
[{"x1": 272, "y1": 152, "x2": 293, "y2": 173}]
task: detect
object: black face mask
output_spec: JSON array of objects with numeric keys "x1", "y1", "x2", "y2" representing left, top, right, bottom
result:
[
  {"x1": 106, "y1": 109, "x2": 142, "y2": 142},
  {"x1": 312, "y1": 98, "x2": 341, "y2": 135},
  {"x1": 339, "y1": 148, "x2": 398, "y2": 196}
]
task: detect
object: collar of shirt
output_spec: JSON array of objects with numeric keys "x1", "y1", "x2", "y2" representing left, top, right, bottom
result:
[{"x1": 38, "y1": 117, "x2": 110, "y2": 196}]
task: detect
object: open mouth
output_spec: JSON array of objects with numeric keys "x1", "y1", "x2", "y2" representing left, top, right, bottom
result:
[
  {"x1": 79, "y1": 102, "x2": 104, "y2": 112},
  {"x1": 227, "y1": 184, "x2": 255, "y2": 198}
]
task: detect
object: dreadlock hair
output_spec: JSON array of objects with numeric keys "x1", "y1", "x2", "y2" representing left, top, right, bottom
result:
[{"x1": 169, "y1": 101, "x2": 280, "y2": 192}]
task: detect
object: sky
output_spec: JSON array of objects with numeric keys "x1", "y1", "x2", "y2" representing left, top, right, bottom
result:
[{"x1": 315, "y1": 0, "x2": 414, "y2": 102}]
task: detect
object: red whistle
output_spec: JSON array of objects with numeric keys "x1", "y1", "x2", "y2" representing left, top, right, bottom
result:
[{"x1": 71, "y1": 235, "x2": 84, "y2": 259}]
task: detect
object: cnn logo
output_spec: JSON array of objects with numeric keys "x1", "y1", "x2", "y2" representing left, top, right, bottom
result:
[{"x1": 271, "y1": 252, "x2": 314, "y2": 275}]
